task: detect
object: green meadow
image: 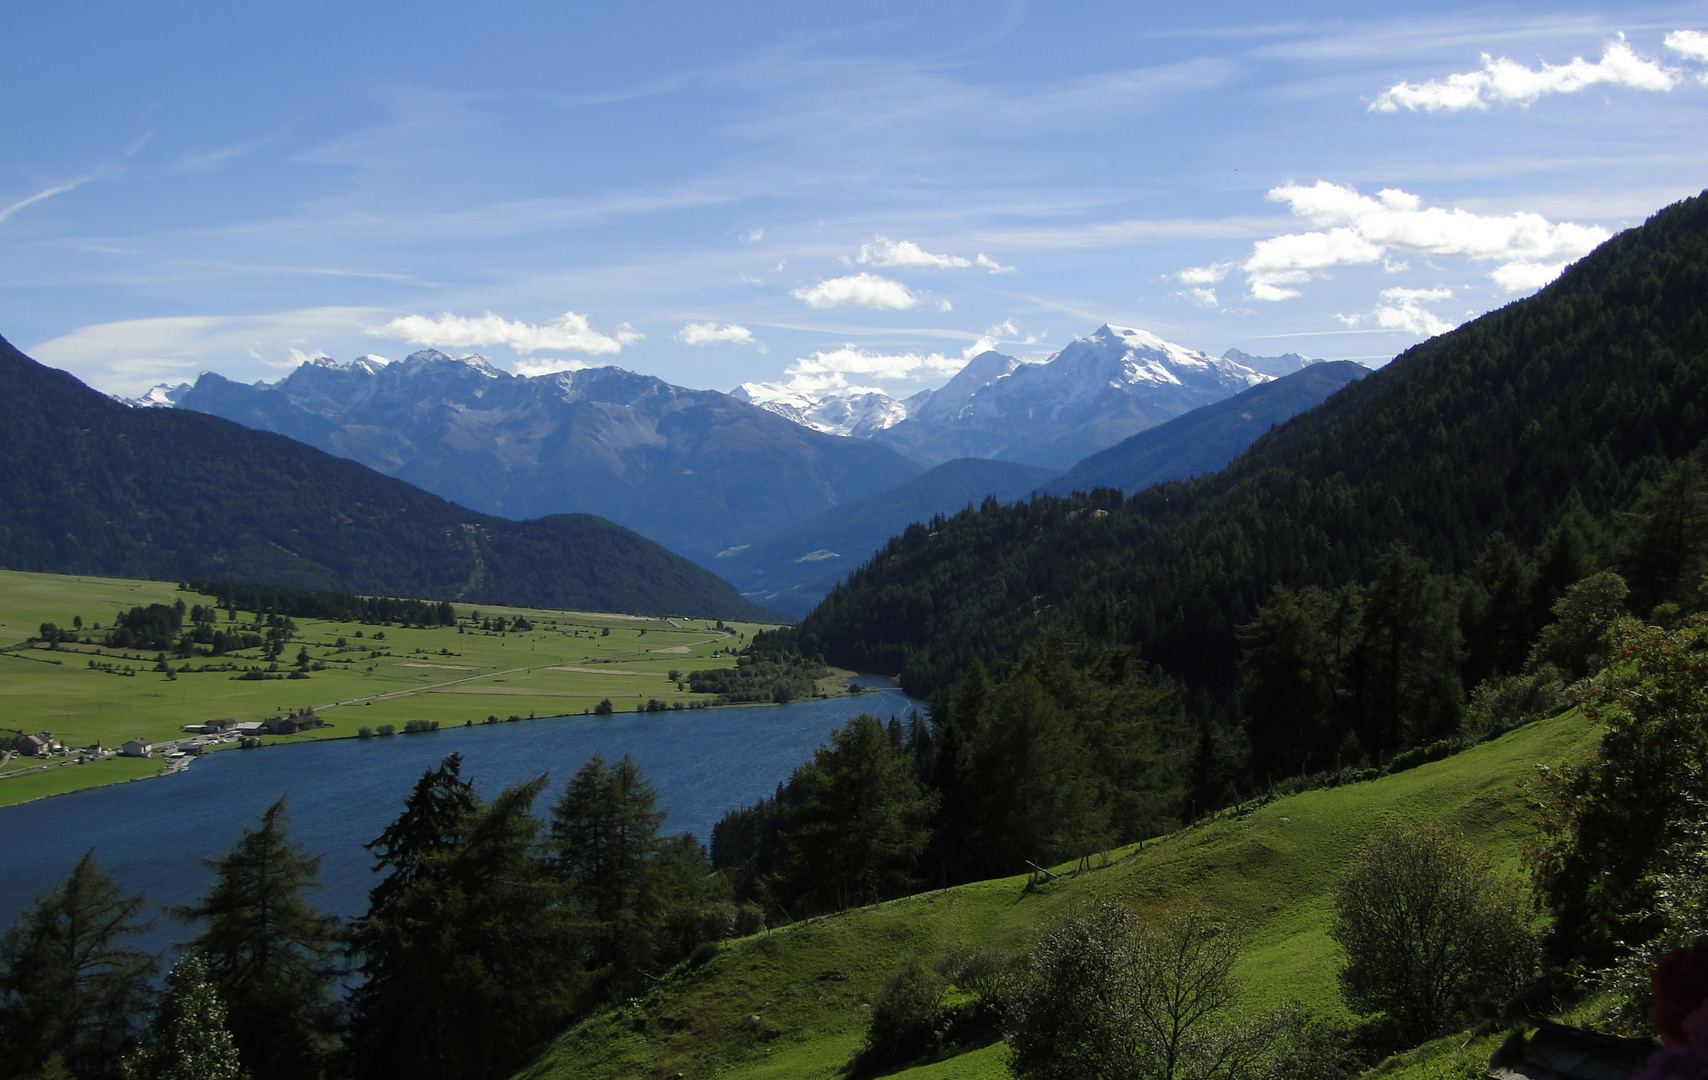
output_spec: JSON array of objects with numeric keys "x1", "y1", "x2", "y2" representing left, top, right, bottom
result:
[
  {"x1": 518, "y1": 705, "x2": 1602, "y2": 1080},
  {"x1": 0, "y1": 569, "x2": 796, "y2": 807}
]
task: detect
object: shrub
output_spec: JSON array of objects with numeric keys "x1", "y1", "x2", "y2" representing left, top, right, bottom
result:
[
  {"x1": 850, "y1": 960, "x2": 946, "y2": 1076},
  {"x1": 1332, "y1": 820, "x2": 1535, "y2": 1039},
  {"x1": 375, "y1": 724, "x2": 396, "y2": 737},
  {"x1": 357, "y1": 726, "x2": 374, "y2": 739}
]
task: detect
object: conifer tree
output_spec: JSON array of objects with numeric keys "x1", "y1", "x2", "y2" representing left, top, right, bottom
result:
[
  {"x1": 173, "y1": 798, "x2": 340, "y2": 1080},
  {"x1": 123, "y1": 953, "x2": 245, "y2": 1080},
  {"x1": 782, "y1": 714, "x2": 938, "y2": 912},
  {"x1": 0, "y1": 851, "x2": 155, "y2": 1080},
  {"x1": 347, "y1": 777, "x2": 577, "y2": 1080},
  {"x1": 549, "y1": 754, "x2": 665, "y2": 997}
]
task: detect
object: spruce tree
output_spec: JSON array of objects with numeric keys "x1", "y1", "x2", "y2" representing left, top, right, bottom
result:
[
  {"x1": 173, "y1": 798, "x2": 340, "y2": 1080},
  {"x1": 0, "y1": 850, "x2": 155, "y2": 1080}
]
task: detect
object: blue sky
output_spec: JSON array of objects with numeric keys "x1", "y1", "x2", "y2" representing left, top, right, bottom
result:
[{"x1": 4, "y1": 1, "x2": 1707, "y2": 397}]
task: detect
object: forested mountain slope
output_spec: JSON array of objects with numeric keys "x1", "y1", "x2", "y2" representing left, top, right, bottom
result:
[
  {"x1": 798, "y1": 189, "x2": 1708, "y2": 701},
  {"x1": 0, "y1": 337, "x2": 776, "y2": 621}
]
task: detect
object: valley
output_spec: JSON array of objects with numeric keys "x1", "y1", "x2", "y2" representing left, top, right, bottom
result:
[{"x1": 0, "y1": 568, "x2": 806, "y2": 808}]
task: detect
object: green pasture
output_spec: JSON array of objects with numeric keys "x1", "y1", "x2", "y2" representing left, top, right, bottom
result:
[
  {"x1": 0, "y1": 569, "x2": 793, "y2": 807},
  {"x1": 518, "y1": 705, "x2": 1602, "y2": 1080}
]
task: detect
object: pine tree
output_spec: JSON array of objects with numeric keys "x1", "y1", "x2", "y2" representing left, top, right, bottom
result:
[
  {"x1": 347, "y1": 777, "x2": 578, "y2": 1080},
  {"x1": 548, "y1": 754, "x2": 665, "y2": 998},
  {"x1": 782, "y1": 715, "x2": 938, "y2": 912},
  {"x1": 0, "y1": 850, "x2": 155, "y2": 1080},
  {"x1": 123, "y1": 954, "x2": 245, "y2": 1080},
  {"x1": 173, "y1": 798, "x2": 340, "y2": 1080},
  {"x1": 345, "y1": 755, "x2": 479, "y2": 1079}
]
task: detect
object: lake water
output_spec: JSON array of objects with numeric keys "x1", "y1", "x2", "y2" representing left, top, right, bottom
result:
[{"x1": 0, "y1": 677, "x2": 921, "y2": 953}]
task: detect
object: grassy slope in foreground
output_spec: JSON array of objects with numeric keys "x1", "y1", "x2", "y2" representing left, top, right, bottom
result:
[
  {"x1": 0, "y1": 569, "x2": 797, "y2": 808},
  {"x1": 517, "y1": 706, "x2": 1599, "y2": 1080}
]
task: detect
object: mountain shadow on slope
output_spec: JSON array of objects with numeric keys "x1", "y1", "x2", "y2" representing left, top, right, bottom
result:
[
  {"x1": 0, "y1": 336, "x2": 777, "y2": 621},
  {"x1": 1041, "y1": 361, "x2": 1367, "y2": 497},
  {"x1": 798, "y1": 188, "x2": 1708, "y2": 700},
  {"x1": 176, "y1": 354, "x2": 924, "y2": 567},
  {"x1": 716, "y1": 458, "x2": 1060, "y2": 619}
]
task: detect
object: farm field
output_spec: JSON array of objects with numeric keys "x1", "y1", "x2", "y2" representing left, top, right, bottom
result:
[
  {"x1": 518, "y1": 704, "x2": 1602, "y2": 1080},
  {"x1": 0, "y1": 569, "x2": 802, "y2": 806}
]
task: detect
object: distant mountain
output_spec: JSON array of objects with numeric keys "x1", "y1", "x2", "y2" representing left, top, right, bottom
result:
[
  {"x1": 722, "y1": 327, "x2": 1275, "y2": 470},
  {"x1": 729, "y1": 383, "x2": 926, "y2": 438},
  {"x1": 172, "y1": 352, "x2": 923, "y2": 566},
  {"x1": 1220, "y1": 348, "x2": 1321, "y2": 376},
  {"x1": 716, "y1": 458, "x2": 1060, "y2": 618},
  {"x1": 0, "y1": 336, "x2": 777, "y2": 621},
  {"x1": 868, "y1": 326, "x2": 1271, "y2": 469},
  {"x1": 1042, "y1": 361, "x2": 1368, "y2": 496}
]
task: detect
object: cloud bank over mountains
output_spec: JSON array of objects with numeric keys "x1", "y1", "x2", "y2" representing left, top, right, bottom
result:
[{"x1": 1181, "y1": 182, "x2": 1608, "y2": 310}]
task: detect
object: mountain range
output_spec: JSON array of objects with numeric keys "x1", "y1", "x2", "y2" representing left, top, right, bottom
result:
[
  {"x1": 173, "y1": 353, "x2": 923, "y2": 567},
  {"x1": 737, "y1": 324, "x2": 1279, "y2": 469},
  {"x1": 0, "y1": 336, "x2": 775, "y2": 621}
]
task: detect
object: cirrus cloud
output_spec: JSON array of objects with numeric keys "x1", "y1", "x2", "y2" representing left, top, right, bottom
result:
[
  {"x1": 675, "y1": 321, "x2": 755, "y2": 346},
  {"x1": 1371, "y1": 37, "x2": 1676, "y2": 113},
  {"x1": 791, "y1": 272, "x2": 921, "y2": 310},
  {"x1": 1183, "y1": 182, "x2": 1609, "y2": 302},
  {"x1": 368, "y1": 310, "x2": 641, "y2": 354}
]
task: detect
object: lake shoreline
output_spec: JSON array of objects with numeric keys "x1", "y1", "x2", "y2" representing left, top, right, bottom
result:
[{"x1": 0, "y1": 668, "x2": 894, "y2": 809}]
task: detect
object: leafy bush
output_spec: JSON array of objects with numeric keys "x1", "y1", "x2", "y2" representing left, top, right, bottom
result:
[
  {"x1": 850, "y1": 960, "x2": 946, "y2": 1076},
  {"x1": 1332, "y1": 820, "x2": 1535, "y2": 1039}
]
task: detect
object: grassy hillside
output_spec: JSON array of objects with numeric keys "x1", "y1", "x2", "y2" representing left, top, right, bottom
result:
[
  {"x1": 0, "y1": 569, "x2": 793, "y2": 806},
  {"x1": 517, "y1": 706, "x2": 1599, "y2": 1080},
  {"x1": 0, "y1": 336, "x2": 777, "y2": 622}
]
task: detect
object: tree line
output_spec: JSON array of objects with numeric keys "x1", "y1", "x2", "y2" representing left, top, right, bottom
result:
[{"x1": 0, "y1": 752, "x2": 755, "y2": 1080}]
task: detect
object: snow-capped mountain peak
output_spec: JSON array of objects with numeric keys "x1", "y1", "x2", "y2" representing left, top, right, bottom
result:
[
  {"x1": 731, "y1": 382, "x2": 912, "y2": 438},
  {"x1": 115, "y1": 381, "x2": 195, "y2": 408}
]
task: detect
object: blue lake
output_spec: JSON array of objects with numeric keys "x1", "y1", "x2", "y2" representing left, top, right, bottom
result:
[{"x1": 0, "y1": 677, "x2": 921, "y2": 953}]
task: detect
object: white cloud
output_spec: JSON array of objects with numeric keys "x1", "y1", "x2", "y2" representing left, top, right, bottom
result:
[
  {"x1": 1338, "y1": 287, "x2": 1459, "y2": 336},
  {"x1": 1208, "y1": 182, "x2": 1608, "y2": 301},
  {"x1": 962, "y1": 318, "x2": 1044, "y2": 358},
  {"x1": 368, "y1": 310, "x2": 635, "y2": 354},
  {"x1": 791, "y1": 273, "x2": 921, "y2": 310},
  {"x1": 1184, "y1": 287, "x2": 1220, "y2": 307},
  {"x1": 1178, "y1": 263, "x2": 1230, "y2": 285},
  {"x1": 742, "y1": 228, "x2": 765, "y2": 242},
  {"x1": 976, "y1": 253, "x2": 1016, "y2": 274},
  {"x1": 857, "y1": 236, "x2": 972, "y2": 269},
  {"x1": 26, "y1": 306, "x2": 387, "y2": 395},
  {"x1": 676, "y1": 321, "x2": 756, "y2": 346},
  {"x1": 513, "y1": 357, "x2": 595, "y2": 377},
  {"x1": 1371, "y1": 37, "x2": 1676, "y2": 112},
  {"x1": 1489, "y1": 260, "x2": 1570, "y2": 292},
  {"x1": 778, "y1": 345, "x2": 964, "y2": 394},
  {"x1": 1666, "y1": 30, "x2": 1708, "y2": 81}
]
